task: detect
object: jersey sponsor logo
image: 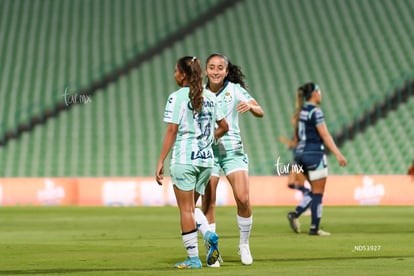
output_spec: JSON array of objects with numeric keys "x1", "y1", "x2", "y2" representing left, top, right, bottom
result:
[
  {"x1": 191, "y1": 149, "x2": 212, "y2": 160},
  {"x1": 203, "y1": 100, "x2": 215, "y2": 107},
  {"x1": 188, "y1": 100, "x2": 216, "y2": 111}
]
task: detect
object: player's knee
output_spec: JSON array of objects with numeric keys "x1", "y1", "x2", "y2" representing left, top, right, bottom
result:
[{"x1": 236, "y1": 196, "x2": 250, "y2": 210}]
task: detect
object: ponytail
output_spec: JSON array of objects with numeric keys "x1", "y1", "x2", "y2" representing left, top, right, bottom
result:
[
  {"x1": 188, "y1": 57, "x2": 203, "y2": 112},
  {"x1": 226, "y1": 61, "x2": 246, "y2": 89},
  {"x1": 294, "y1": 82, "x2": 318, "y2": 132},
  {"x1": 177, "y1": 56, "x2": 204, "y2": 113},
  {"x1": 294, "y1": 88, "x2": 304, "y2": 130}
]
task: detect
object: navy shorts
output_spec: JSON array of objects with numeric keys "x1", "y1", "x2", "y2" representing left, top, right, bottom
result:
[{"x1": 294, "y1": 152, "x2": 328, "y2": 180}]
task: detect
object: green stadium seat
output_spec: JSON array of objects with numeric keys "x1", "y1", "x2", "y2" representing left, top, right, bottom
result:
[{"x1": 0, "y1": 0, "x2": 413, "y2": 176}]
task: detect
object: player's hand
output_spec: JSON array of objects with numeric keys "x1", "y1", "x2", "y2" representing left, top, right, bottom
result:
[
  {"x1": 155, "y1": 162, "x2": 164, "y2": 185},
  {"x1": 279, "y1": 136, "x2": 289, "y2": 144},
  {"x1": 236, "y1": 101, "x2": 251, "y2": 113},
  {"x1": 336, "y1": 153, "x2": 347, "y2": 167}
]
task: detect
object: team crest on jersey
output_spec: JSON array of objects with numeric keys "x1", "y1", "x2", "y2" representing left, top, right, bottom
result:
[{"x1": 223, "y1": 92, "x2": 232, "y2": 103}]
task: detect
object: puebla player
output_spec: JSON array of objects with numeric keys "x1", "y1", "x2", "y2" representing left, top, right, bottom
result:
[{"x1": 287, "y1": 82, "x2": 347, "y2": 236}]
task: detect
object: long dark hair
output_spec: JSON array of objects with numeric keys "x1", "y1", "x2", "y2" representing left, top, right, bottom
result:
[
  {"x1": 177, "y1": 56, "x2": 203, "y2": 112},
  {"x1": 205, "y1": 53, "x2": 247, "y2": 89},
  {"x1": 298, "y1": 82, "x2": 318, "y2": 101},
  {"x1": 294, "y1": 82, "x2": 318, "y2": 132},
  {"x1": 293, "y1": 88, "x2": 304, "y2": 127}
]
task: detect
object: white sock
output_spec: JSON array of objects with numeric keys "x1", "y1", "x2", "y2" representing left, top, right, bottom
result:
[
  {"x1": 195, "y1": 208, "x2": 210, "y2": 237},
  {"x1": 209, "y1": 223, "x2": 216, "y2": 233},
  {"x1": 237, "y1": 215, "x2": 252, "y2": 245},
  {"x1": 182, "y1": 230, "x2": 198, "y2": 258}
]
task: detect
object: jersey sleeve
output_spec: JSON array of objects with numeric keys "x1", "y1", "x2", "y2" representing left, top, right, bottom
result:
[
  {"x1": 235, "y1": 84, "x2": 254, "y2": 102},
  {"x1": 310, "y1": 107, "x2": 325, "y2": 126},
  {"x1": 163, "y1": 93, "x2": 179, "y2": 124}
]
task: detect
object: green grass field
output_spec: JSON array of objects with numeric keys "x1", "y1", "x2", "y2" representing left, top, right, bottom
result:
[{"x1": 0, "y1": 206, "x2": 413, "y2": 275}]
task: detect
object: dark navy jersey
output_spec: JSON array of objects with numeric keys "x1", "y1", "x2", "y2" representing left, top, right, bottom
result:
[{"x1": 296, "y1": 102, "x2": 325, "y2": 153}]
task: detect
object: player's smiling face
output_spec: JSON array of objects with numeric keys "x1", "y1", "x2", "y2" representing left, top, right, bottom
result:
[{"x1": 206, "y1": 56, "x2": 228, "y2": 90}]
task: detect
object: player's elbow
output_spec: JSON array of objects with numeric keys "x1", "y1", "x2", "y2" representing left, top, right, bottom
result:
[
  {"x1": 217, "y1": 119, "x2": 229, "y2": 135},
  {"x1": 253, "y1": 108, "x2": 264, "y2": 118},
  {"x1": 221, "y1": 120, "x2": 229, "y2": 133}
]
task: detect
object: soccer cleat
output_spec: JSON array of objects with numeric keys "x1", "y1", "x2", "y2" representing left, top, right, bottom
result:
[
  {"x1": 204, "y1": 239, "x2": 223, "y2": 267},
  {"x1": 309, "y1": 229, "x2": 331, "y2": 236},
  {"x1": 287, "y1": 212, "x2": 301, "y2": 233},
  {"x1": 238, "y1": 244, "x2": 253, "y2": 265},
  {"x1": 174, "y1": 256, "x2": 202, "y2": 269},
  {"x1": 207, "y1": 260, "x2": 221, "y2": 267},
  {"x1": 204, "y1": 231, "x2": 221, "y2": 266}
]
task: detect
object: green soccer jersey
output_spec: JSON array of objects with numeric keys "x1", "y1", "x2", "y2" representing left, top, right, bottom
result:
[
  {"x1": 207, "y1": 81, "x2": 254, "y2": 156},
  {"x1": 163, "y1": 87, "x2": 224, "y2": 167}
]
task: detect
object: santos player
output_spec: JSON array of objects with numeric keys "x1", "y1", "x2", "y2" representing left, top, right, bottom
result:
[
  {"x1": 200, "y1": 53, "x2": 264, "y2": 266},
  {"x1": 156, "y1": 56, "x2": 228, "y2": 269}
]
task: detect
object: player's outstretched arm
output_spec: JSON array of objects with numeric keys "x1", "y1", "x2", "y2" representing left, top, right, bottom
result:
[{"x1": 236, "y1": 100, "x2": 264, "y2": 117}]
